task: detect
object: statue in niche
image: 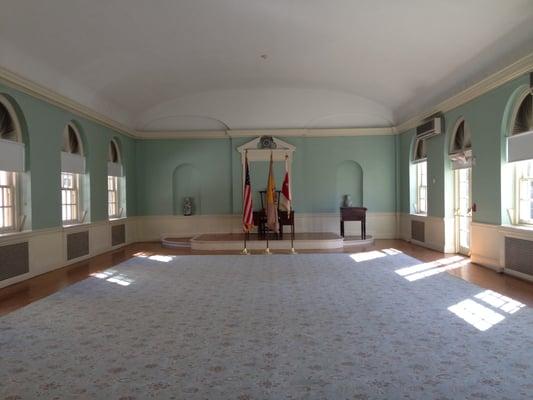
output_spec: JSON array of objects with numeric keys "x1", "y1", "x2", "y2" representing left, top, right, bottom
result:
[{"x1": 183, "y1": 197, "x2": 193, "y2": 216}]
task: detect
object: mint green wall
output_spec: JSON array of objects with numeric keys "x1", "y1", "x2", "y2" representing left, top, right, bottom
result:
[
  {"x1": 0, "y1": 84, "x2": 137, "y2": 229},
  {"x1": 5, "y1": 71, "x2": 528, "y2": 228},
  {"x1": 398, "y1": 74, "x2": 530, "y2": 225},
  {"x1": 137, "y1": 135, "x2": 397, "y2": 215},
  {"x1": 136, "y1": 139, "x2": 233, "y2": 215}
]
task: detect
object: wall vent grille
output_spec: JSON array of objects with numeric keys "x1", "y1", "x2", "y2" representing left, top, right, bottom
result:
[
  {"x1": 0, "y1": 242, "x2": 29, "y2": 281},
  {"x1": 112, "y1": 224, "x2": 126, "y2": 246},
  {"x1": 505, "y1": 237, "x2": 533, "y2": 277},
  {"x1": 67, "y1": 231, "x2": 89, "y2": 260},
  {"x1": 411, "y1": 220, "x2": 425, "y2": 242}
]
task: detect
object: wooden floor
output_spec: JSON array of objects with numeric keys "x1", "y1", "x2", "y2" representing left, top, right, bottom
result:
[{"x1": 0, "y1": 240, "x2": 532, "y2": 317}]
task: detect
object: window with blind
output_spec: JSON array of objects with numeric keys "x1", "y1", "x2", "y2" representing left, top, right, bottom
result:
[
  {"x1": 412, "y1": 138, "x2": 428, "y2": 215},
  {"x1": 0, "y1": 95, "x2": 24, "y2": 232},
  {"x1": 517, "y1": 160, "x2": 533, "y2": 225},
  {"x1": 61, "y1": 172, "x2": 80, "y2": 224},
  {"x1": 0, "y1": 170, "x2": 16, "y2": 232},
  {"x1": 416, "y1": 161, "x2": 428, "y2": 215},
  {"x1": 107, "y1": 139, "x2": 125, "y2": 219},
  {"x1": 60, "y1": 123, "x2": 85, "y2": 225},
  {"x1": 108, "y1": 176, "x2": 119, "y2": 218}
]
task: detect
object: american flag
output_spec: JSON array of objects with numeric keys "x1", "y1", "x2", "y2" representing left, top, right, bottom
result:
[{"x1": 242, "y1": 156, "x2": 254, "y2": 232}]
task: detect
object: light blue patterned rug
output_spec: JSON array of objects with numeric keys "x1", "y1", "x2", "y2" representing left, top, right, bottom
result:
[{"x1": 1, "y1": 251, "x2": 532, "y2": 399}]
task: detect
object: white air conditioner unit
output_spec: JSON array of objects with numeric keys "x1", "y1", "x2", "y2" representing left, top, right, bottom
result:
[{"x1": 416, "y1": 117, "x2": 442, "y2": 139}]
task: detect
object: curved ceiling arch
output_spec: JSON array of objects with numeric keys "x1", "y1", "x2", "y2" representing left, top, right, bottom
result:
[
  {"x1": 0, "y1": 1, "x2": 532, "y2": 131},
  {"x1": 138, "y1": 88, "x2": 394, "y2": 131}
]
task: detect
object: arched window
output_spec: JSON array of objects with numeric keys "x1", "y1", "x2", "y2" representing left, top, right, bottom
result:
[
  {"x1": 449, "y1": 118, "x2": 473, "y2": 169},
  {"x1": 412, "y1": 139, "x2": 427, "y2": 215},
  {"x1": 508, "y1": 91, "x2": 533, "y2": 224},
  {"x1": 0, "y1": 95, "x2": 25, "y2": 233},
  {"x1": 60, "y1": 122, "x2": 86, "y2": 225},
  {"x1": 107, "y1": 138, "x2": 125, "y2": 219},
  {"x1": 511, "y1": 92, "x2": 532, "y2": 136}
]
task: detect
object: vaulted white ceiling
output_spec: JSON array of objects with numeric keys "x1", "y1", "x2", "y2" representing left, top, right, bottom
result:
[{"x1": 1, "y1": 0, "x2": 532, "y2": 132}]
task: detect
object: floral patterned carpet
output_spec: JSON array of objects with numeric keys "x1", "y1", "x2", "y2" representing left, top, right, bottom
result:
[{"x1": 0, "y1": 251, "x2": 532, "y2": 399}]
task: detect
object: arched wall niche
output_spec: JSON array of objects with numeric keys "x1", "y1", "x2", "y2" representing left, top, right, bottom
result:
[
  {"x1": 336, "y1": 160, "x2": 363, "y2": 208},
  {"x1": 173, "y1": 163, "x2": 201, "y2": 215}
]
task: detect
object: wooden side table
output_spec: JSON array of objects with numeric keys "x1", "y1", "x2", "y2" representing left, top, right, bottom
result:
[{"x1": 340, "y1": 207, "x2": 367, "y2": 239}]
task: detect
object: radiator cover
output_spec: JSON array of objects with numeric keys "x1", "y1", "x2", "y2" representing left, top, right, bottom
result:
[
  {"x1": 111, "y1": 224, "x2": 126, "y2": 246},
  {"x1": 411, "y1": 220, "x2": 425, "y2": 242},
  {"x1": 0, "y1": 242, "x2": 29, "y2": 281},
  {"x1": 505, "y1": 236, "x2": 533, "y2": 276},
  {"x1": 67, "y1": 231, "x2": 89, "y2": 260}
]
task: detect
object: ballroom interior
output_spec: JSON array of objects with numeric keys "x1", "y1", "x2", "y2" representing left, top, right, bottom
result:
[{"x1": 1, "y1": 1, "x2": 533, "y2": 399}]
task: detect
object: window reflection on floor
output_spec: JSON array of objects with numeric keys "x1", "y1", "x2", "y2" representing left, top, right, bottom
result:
[
  {"x1": 90, "y1": 270, "x2": 133, "y2": 286},
  {"x1": 395, "y1": 256, "x2": 467, "y2": 281},
  {"x1": 448, "y1": 290, "x2": 526, "y2": 331}
]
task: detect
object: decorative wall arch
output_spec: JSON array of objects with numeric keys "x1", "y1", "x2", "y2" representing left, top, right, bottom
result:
[
  {"x1": 62, "y1": 121, "x2": 86, "y2": 156},
  {"x1": 173, "y1": 163, "x2": 201, "y2": 215},
  {"x1": 0, "y1": 94, "x2": 24, "y2": 143},
  {"x1": 336, "y1": 160, "x2": 363, "y2": 207}
]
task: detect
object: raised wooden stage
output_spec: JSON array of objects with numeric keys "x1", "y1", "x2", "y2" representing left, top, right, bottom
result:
[{"x1": 162, "y1": 233, "x2": 374, "y2": 251}]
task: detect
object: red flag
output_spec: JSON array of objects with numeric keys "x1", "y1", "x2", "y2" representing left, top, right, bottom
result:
[
  {"x1": 280, "y1": 156, "x2": 291, "y2": 212},
  {"x1": 242, "y1": 155, "x2": 254, "y2": 232}
]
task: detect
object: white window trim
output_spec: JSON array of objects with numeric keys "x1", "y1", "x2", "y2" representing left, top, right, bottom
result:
[
  {"x1": 61, "y1": 172, "x2": 81, "y2": 225},
  {"x1": 415, "y1": 161, "x2": 428, "y2": 216},
  {"x1": 108, "y1": 175, "x2": 121, "y2": 219},
  {"x1": 0, "y1": 171, "x2": 19, "y2": 233},
  {"x1": 515, "y1": 160, "x2": 533, "y2": 226}
]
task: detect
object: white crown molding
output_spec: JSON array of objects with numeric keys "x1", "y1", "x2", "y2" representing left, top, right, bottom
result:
[
  {"x1": 396, "y1": 52, "x2": 533, "y2": 133},
  {"x1": 0, "y1": 65, "x2": 136, "y2": 138},
  {"x1": 1, "y1": 52, "x2": 532, "y2": 140},
  {"x1": 137, "y1": 127, "x2": 396, "y2": 140},
  {"x1": 135, "y1": 130, "x2": 230, "y2": 140}
]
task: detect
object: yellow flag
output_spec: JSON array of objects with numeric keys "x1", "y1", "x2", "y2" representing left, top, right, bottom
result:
[{"x1": 266, "y1": 152, "x2": 279, "y2": 232}]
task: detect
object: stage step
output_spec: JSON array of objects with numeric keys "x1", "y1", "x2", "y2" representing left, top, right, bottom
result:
[
  {"x1": 167, "y1": 233, "x2": 375, "y2": 252},
  {"x1": 161, "y1": 237, "x2": 192, "y2": 248}
]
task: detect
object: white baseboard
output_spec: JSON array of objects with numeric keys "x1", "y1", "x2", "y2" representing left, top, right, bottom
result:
[{"x1": 470, "y1": 253, "x2": 503, "y2": 272}]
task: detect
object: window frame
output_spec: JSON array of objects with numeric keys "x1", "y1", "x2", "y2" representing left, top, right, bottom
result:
[
  {"x1": 108, "y1": 175, "x2": 120, "y2": 219},
  {"x1": 61, "y1": 172, "x2": 81, "y2": 225},
  {"x1": 415, "y1": 160, "x2": 428, "y2": 215},
  {"x1": 515, "y1": 160, "x2": 533, "y2": 225},
  {"x1": 450, "y1": 118, "x2": 472, "y2": 155},
  {"x1": 0, "y1": 170, "x2": 18, "y2": 233}
]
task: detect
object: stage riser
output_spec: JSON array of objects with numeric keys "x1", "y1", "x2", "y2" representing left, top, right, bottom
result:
[
  {"x1": 192, "y1": 240, "x2": 344, "y2": 251},
  {"x1": 137, "y1": 213, "x2": 397, "y2": 241}
]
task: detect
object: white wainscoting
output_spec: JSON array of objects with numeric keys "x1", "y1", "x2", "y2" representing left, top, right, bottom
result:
[
  {"x1": 470, "y1": 222, "x2": 533, "y2": 276},
  {"x1": 0, "y1": 218, "x2": 137, "y2": 289},
  {"x1": 398, "y1": 213, "x2": 454, "y2": 253},
  {"x1": 470, "y1": 222, "x2": 502, "y2": 272},
  {"x1": 137, "y1": 212, "x2": 398, "y2": 242}
]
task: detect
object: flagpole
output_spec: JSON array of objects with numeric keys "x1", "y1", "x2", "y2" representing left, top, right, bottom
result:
[
  {"x1": 241, "y1": 231, "x2": 249, "y2": 255},
  {"x1": 241, "y1": 150, "x2": 250, "y2": 255},
  {"x1": 282, "y1": 153, "x2": 297, "y2": 255},
  {"x1": 265, "y1": 231, "x2": 271, "y2": 255}
]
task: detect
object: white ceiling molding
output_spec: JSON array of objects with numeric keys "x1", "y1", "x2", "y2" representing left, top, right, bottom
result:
[
  {"x1": 0, "y1": 53, "x2": 532, "y2": 139},
  {"x1": 396, "y1": 52, "x2": 533, "y2": 133},
  {"x1": 0, "y1": 65, "x2": 136, "y2": 138},
  {"x1": 137, "y1": 127, "x2": 396, "y2": 140}
]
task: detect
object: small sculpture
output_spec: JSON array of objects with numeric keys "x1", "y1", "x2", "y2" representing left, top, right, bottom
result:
[
  {"x1": 343, "y1": 194, "x2": 353, "y2": 207},
  {"x1": 183, "y1": 197, "x2": 193, "y2": 216}
]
